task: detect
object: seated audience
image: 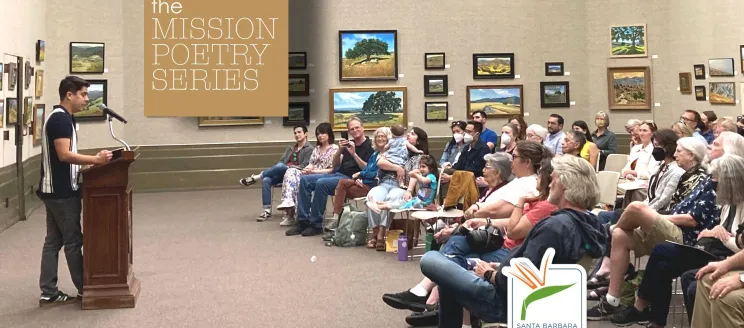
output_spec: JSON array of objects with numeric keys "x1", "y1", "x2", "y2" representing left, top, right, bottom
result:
[
  {"x1": 276, "y1": 123, "x2": 339, "y2": 219},
  {"x1": 367, "y1": 155, "x2": 438, "y2": 212},
  {"x1": 692, "y1": 240, "x2": 744, "y2": 327},
  {"x1": 440, "y1": 120, "x2": 467, "y2": 169},
  {"x1": 625, "y1": 119, "x2": 642, "y2": 149},
  {"x1": 239, "y1": 125, "x2": 313, "y2": 222},
  {"x1": 418, "y1": 154, "x2": 606, "y2": 326},
  {"x1": 699, "y1": 110, "x2": 717, "y2": 144},
  {"x1": 525, "y1": 124, "x2": 549, "y2": 144},
  {"x1": 672, "y1": 121, "x2": 694, "y2": 138},
  {"x1": 544, "y1": 114, "x2": 566, "y2": 155},
  {"x1": 621, "y1": 121, "x2": 659, "y2": 180},
  {"x1": 439, "y1": 121, "x2": 490, "y2": 190},
  {"x1": 572, "y1": 120, "x2": 600, "y2": 168},
  {"x1": 587, "y1": 136, "x2": 721, "y2": 320},
  {"x1": 715, "y1": 117, "x2": 738, "y2": 137},
  {"x1": 592, "y1": 111, "x2": 617, "y2": 171},
  {"x1": 286, "y1": 117, "x2": 373, "y2": 237},
  {"x1": 365, "y1": 127, "x2": 429, "y2": 250},
  {"x1": 610, "y1": 153, "x2": 744, "y2": 327},
  {"x1": 499, "y1": 123, "x2": 519, "y2": 157},
  {"x1": 561, "y1": 130, "x2": 589, "y2": 164},
  {"x1": 471, "y1": 110, "x2": 498, "y2": 151},
  {"x1": 680, "y1": 109, "x2": 708, "y2": 144},
  {"x1": 382, "y1": 124, "x2": 423, "y2": 187},
  {"x1": 508, "y1": 115, "x2": 528, "y2": 141}
]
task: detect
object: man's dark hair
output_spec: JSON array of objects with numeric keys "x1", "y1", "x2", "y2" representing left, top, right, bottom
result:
[
  {"x1": 549, "y1": 114, "x2": 564, "y2": 126},
  {"x1": 467, "y1": 120, "x2": 483, "y2": 133},
  {"x1": 58, "y1": 76, "x2": 90, "y2": 101},
  {"x1": 293, "y1": 125, "x2": 308, "y2": 133},
  {"x1": 684, "y1": 109, "x2": 704, "y2": 130},
  {"x1": 472, "y1": 110, "x2": 487, "y2": 119}
]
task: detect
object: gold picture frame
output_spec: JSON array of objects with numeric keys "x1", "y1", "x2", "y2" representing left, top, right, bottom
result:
[
  {"x1": 678, "y1": 72, "x2": 692, "y2": 94},
  {"x1": 329, "y1": 86, "x2": 407, "y2": 131},
  {"x1": 35, "y1": 69, "x2": 44, "y2": 97},
  {"x1": 607, "y1": 66, "x2": 652, "y2": 110},
  {"x1": 198, "y1": 117, "x2": 265, "y2": 127}
]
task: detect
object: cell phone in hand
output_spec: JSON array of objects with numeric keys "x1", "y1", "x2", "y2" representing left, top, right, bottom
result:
[{"x1": 341, "y1": 131, "x2": 349, "y2": 140}]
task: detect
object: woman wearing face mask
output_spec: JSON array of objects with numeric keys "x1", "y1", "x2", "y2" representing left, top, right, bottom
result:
[
  {"x1": 507, "y1": 115, "x2": 528, "y2": 141},
  {"x1": 440, "y1": 121, "x2": 467, "y2": 169},
  {"x1": 591, "y1": 111, "x2": 617, "y2": 171},
  {"x1": 572, "y1": 120, "x2": 601, "y2": 169},
  {"x1": 499, "y1": 123, "x2": 519, "y2": 157}
]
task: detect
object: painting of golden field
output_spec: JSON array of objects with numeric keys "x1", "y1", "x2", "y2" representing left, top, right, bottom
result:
[
  {"x1": 467, "y1": 86, "x2": 522, "y2": 117},
  {"x1": 476, "y1": 57, "x2": 511, "y2": 76},
  {"x1": 70, "y1": 42, "x2": 104, "y2": 73},
  {"x1": 709, "y1": 82, "x2": 735, "y2": 104},
  {"x1": 339, "y1": 31, "x2": 397, "y2": 80}
]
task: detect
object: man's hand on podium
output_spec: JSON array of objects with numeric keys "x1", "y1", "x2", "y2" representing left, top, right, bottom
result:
[{"x1": 95, "y1": 150, "x2": 114, "y2": 165}]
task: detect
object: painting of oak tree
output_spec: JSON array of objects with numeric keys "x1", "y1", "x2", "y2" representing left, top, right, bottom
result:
[
  {"x1": 339, "y1": 31, "x2": 397, "y2": 80},
  {"x1": 709, "y1": 82, "x2": 735, "y2": 105},
  {"x1": 610, "y1": 25, "x2": 647, "y2": 57},
  {"x1": 331, "y1": 88, "x2": 405, "y2": 130}
]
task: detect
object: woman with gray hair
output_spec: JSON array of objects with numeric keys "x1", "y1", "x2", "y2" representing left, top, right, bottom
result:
[
  {"x1": 626, "y1": 119, "x2": 642, "y2": 148},
  {"x1": 610, "y1": 154, "x2": 744, "y2": 327},
  {"x1": 525, "y1": 124, "x2": 549, "y2": 144},
  {"x1": 593, "y1": 111, "x2": 617, "y2": 170}
]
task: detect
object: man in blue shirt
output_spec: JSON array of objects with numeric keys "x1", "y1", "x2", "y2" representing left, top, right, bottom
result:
[
  {"x1": 471, "y1": 110, "x2": 497, "y2": 152},
  {"x1": 544, "y1": 114, "x2": 566, "y2": 155}
]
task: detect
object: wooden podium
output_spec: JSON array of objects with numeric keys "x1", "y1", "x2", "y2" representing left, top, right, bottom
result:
[{"x1": 80, "y1": 149, "x2": 140, "y2": 310}]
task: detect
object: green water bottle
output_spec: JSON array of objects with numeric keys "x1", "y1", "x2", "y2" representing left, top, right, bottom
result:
[{"x1": 425, "y1": 232, "x2": 434, "y2": 251}]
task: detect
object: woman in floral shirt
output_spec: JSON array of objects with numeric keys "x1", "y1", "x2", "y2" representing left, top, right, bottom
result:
[{"x1": 275, "y1": 123, "x2": 339, "y2": 220}]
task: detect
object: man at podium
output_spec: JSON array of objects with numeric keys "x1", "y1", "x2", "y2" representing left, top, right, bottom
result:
[{"x1": 37, "y1": 76, "x2": 113, "y2": 306}]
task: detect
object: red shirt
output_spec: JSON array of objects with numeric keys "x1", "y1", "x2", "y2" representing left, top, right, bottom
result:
[{"x1": 502, "y1": 200, "x2": 558, "y2": 250}]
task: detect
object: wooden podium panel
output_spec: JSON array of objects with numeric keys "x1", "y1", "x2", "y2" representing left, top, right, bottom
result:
[{"x1": 81, "y1": 150, "x2": 140, "y2": 310}]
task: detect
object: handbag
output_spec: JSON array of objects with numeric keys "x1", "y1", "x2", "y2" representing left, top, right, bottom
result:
[{"x1": 455, "y1": 218, "x2": 505, "y2": 254}]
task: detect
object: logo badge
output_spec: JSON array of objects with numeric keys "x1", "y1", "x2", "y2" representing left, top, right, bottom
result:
[{"x1": 503, "y1": 248, "x2": 586, "y2": 328}]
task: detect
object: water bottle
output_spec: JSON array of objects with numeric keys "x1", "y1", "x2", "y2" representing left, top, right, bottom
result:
[{"x1": 398, "y1": 234, "x2": 408, "y2": 261}]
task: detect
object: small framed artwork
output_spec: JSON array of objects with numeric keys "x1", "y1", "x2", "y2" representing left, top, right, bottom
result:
[
  {"x1": 695, "y1": 86, "x2": 706, "y2": 101},
  {"x1": 607, "y1": 66, "x2": 652, "y2": 110},
  {"x1": 709, "y1": 82, "x2": 736, "y2": 105},
  {"x1": 545, "y1": 62, "x2": 564, "y2": 76},
  {"x1": 199, "y1": 117, "x2": 265, "y2": 127},
  {"x1": 678, "y1": 72, "x2": 692, "y2": 94},
  {"x1": 472, "y1": 53, "x2": 515, "y2": 79},
  {"x1": 0, "y1": 99, "x2": 4, "y2": 128},
  {"x1": 36, "y1": 40, "x2": 45, "y2": 63},
  {"x1": 35, "y1": 70, "x2": 44, "y2": 97},
  {"x1": 424, "y1": 75, "x2": 448, "y2": 97},
  {"x1": 424, "y1": 102, "x2": 448, "y2": 122},
  {"x1": 610, "y1": 24, "x2": 647, "y2": 58},
  {"x1": 740, "y1": 46, "x2": 744, "y2": 74},
  {"x1": 74, "y1": 79, "x2": 107, "y2": 121},
  {"x1": 8, "y1": 62, "x2": 17, "y2": 91},
  {"x1": 338, "y1": 30, "x2": 398, "y2": 81},
  {"x1": 289, "y1": 74, "x2": 310, "y2": 96},
  {"x1": 0, "y1": 62, "x2": 3, "y2": 90},
  {"x1": 24, "y1": 61, "x2": 32, "y2": 90},
  {"x1": 540, "y1": 81, "x2": 570, "y2": 108},
  {"x1": 424, "y1": 53, "x2": 445, "y2": 69},
  {"x1": 6, "y1": 97, "x2": 18, "y2": 125},
  {"x1": 285, "y1": 102, "x2": 310, "y2": 126},
  {"x1": 33, "y1": 104, "x2": 45, "y2": 146},
  {"x1": 289, "y1": 52, "x2": 307, "y2": 69},
  {"x1": 708, "y1": 58, "x2": 735, "y2": 77},
  {"x1": 329, "y1": 86, "x2": 407, "y2": 131},
  {"x1": 69, "y1": 42, "x2": 105, "y2": 74},
  {"x1": 694, "y1": 64, "x2": 706, "y2": 80},
  {"x1": 23, "y1": 96, "x2": 33, "y2": 126},
  {"x1": 466, "y1": 85, "x2": 523, "y2": 117}
]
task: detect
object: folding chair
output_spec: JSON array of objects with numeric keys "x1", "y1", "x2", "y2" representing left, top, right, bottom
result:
[
  {"x1": 604, "y1": 154, "x2": 628, "y2": 173},
  {"x1": 592, "y1": 171, "x2": 620, "y2": 215}
]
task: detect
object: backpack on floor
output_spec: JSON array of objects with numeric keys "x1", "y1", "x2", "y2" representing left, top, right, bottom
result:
[{"x1": 333, "y1": 203, "x2": 368, "y2": 247}]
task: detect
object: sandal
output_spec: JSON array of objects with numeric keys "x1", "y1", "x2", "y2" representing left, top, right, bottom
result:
[
  {"x1": 376, "y1": 240, "x2": 386, "y2": 251},
  {"x1": 587, "y1": 286, "x2": 609, "y2": 301},
  {"x1": 587, "y1": 274, "x2": 610, "y2": 289},
  {"x1": 367, "y1": 239, "x2": 377, "y2": 249}
]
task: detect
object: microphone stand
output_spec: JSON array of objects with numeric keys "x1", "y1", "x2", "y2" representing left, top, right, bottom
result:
[{"x1": 108, "y1": 114, "x2": 131, "y2": 151}]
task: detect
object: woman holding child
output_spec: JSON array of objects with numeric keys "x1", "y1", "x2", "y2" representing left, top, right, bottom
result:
[{"x1": 365, "y1": 126, "x2": 430, "y2": 251}]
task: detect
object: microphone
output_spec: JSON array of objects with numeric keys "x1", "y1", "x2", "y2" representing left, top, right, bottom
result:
[{"x1": 98, "y1": 104, "x2": 128, "y2": 124}]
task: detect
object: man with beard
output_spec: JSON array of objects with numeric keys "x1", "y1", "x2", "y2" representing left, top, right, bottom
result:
[{"x1": 544, "y1": 114, "x2": 566, "y2": 155}]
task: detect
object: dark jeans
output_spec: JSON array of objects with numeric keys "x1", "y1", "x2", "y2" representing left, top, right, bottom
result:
[
  {"x1": 680, "y1": 269, "x2": 699, "y2": 324},
  {"x1": 440, "y1": 235, "x2": 511, "y2": 265},
  {"x1": 597, "y1": 210, "x2": 621, "y2": 225},
  {"x1": 39, "y1": 196, "x2": 83, "y2": 296},
  {"x1": 420, "y1": 251, "x2": 506, "y2": 327},
  {"x1": 296, "y1": 173, "x2": 348, "y2": 228},
  {"x1": 261, "y1": 163, "x2": 288, "y2": 208},
  {"x1": 636, "y1": 242, "x2": 713, "y2": 326}
]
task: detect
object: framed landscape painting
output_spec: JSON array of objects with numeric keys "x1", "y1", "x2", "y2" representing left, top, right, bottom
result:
[
  {"x1": 472, "y1": 53, "x2": 514, "y2": 79},
  {"x1": 35, "y1": 69, "x2": 44, "y2": 97},
  {"x1": 70, "y1": 42, "x2": 105, "y2": 74},
  {"x1": 289, "y1": 74, "x2": 310, "y2": 97},
  {"x1": 466, "y1": 85, "x2": 523, "y2": 118},
  {"x1": 708, "y1": 58, "x2": 735, "y2": 77},
  {"x1": 545, "y1": 62, "x2": 564, "y2": 76},
  {"x1": 607, "y1": 67, "x2": 651, "y2": 110},
  {"x1": 23, "y1": 96, "x2": 33, "y2": 126},
  {"x1": 284, "y1": 102, "x2": 310, "y2": 126},
  {"x1": 424, "y1": 102, "x2": 448, "y2": 122},
  {"x1": 73, "y1": 79, "x2": 107, "y2": 120},
  {"x1": 36, "y1": 40, "x2": 45, "y2": 63},
  {"x1": 289, "y1": 52, "x2": 307, "y2": 69},
  {"x1": 6, "y1": 97, "x2": 17, "y2": 124},
  {"x1": 424, "y1": 75, "x2": 448, "y2": 97},
  {"x1": 678, "y1": 72, "x2": 692, "y2": 94},
  {"x1": 695, "y1": 86, "x2": 706, "y2": 101},
  {"x1": 425, "y1": 53, "x2": 445, "y2": 69},
  {"x1": 329, "y1": 86, "x2": 406, "y2": 131},
  {"x1": 198, "y1": 117, "x2": 264, "y2": 127},
  {"x1": 540, "y1": 82, "x2": 570, "y2": 108},
  {"x1": 338, "y1": 30, "x2": 398, "y2": 81},
  {"x1": 709, "y1": 82, "x2": 735, "y2": 105},
  {"x1": 610, "y1": 25, "x2": 647, "y2": 58},
  {"x1": 694, "y1": 64, "x2": 706, "y2": 79},
  {"x1": 33, "y1": 104, "x2": 45, "y2": 146}
]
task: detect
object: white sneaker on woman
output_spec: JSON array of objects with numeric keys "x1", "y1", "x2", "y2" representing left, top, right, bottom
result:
[
  {"x1": 276, "y1": 200, "x2": 295, "y2": 210},
  {"x1": 279, "y1": 216, "x2": 296, "y2": 226}
]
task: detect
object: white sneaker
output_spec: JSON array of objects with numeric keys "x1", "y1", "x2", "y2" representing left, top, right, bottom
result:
[
  {"x1": 256, "y1": 210, "x2": 271, "y2": 222},
  {"x1": 279, "y1": 216, "x2": 296, "y2": 226},
  {"x1": 276, "y1": 200, "x2": 295, "y2": 210}
]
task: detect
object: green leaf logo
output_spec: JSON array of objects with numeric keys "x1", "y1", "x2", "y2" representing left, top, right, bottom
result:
[{"x1": 520, "y1": 283, "x2": 576, "y2": 320}]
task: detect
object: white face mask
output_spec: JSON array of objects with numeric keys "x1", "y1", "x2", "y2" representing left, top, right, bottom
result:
[
  {"x1": 500, "y1": 133, "x2": 511, "y2": 147},
  {"x1": 453, "y1": 133, "x2": 464, "y2": 143},
  {"x1": 463, "y1": 133, "x2": 474, "y2": 144}
]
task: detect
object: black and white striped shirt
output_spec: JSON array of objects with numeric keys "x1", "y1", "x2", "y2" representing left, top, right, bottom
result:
[{"x1": 37, "y1": 105, "x2": 80, "y2": 199}]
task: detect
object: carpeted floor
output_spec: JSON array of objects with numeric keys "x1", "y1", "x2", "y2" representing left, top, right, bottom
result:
[{"x1": 0, "y1": 189, "x2": 686, "y2": 328}]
